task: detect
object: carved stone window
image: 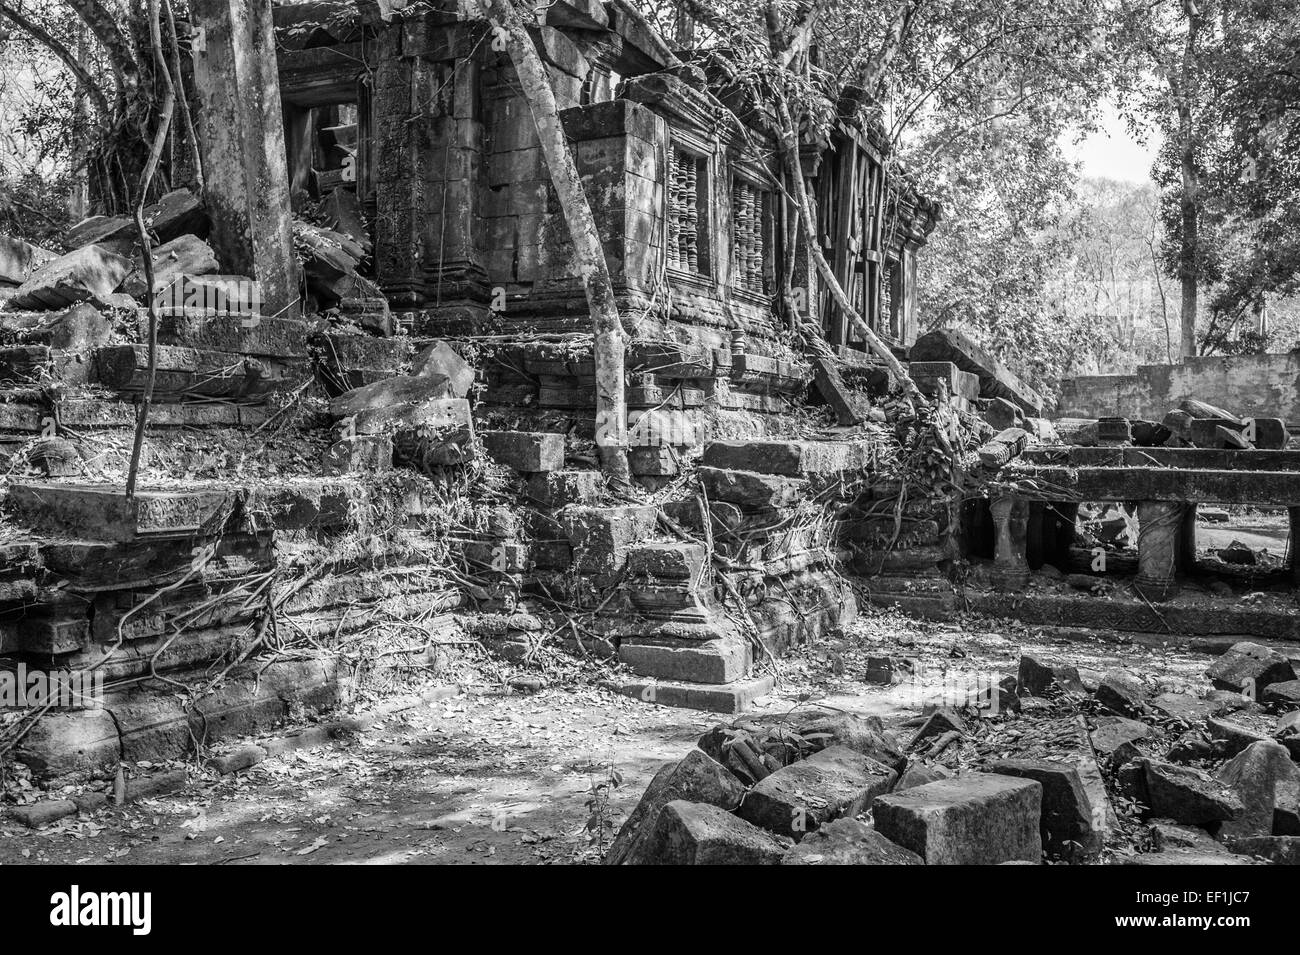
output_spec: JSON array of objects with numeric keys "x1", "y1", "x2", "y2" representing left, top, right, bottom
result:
[
  {"x1": 731, "y1": 180, "x2": 769, "y2": 296},
  {"x1": 668, "y1": 147, "x2": 711, "y2": 277}
]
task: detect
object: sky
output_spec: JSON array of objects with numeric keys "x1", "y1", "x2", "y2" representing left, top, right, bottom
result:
[{"x1": 1060, "y1": 100, "x2": 1160, "y2": 184}]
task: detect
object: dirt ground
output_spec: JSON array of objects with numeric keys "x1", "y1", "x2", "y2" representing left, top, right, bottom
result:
[{"x1": 0, "y1": 598, "x2": 1229, "y2": 865}]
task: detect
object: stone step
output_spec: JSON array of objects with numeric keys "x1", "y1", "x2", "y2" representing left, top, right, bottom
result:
[
  {"x1": 614, "y1": 673, "x2": 775, "y2": 714},
  {"x1": 481, "y1": 430, "x2": 565, "y2": 473},
  {"x1": 618, "y1": 636, "x2": 750, "y2": 684}
]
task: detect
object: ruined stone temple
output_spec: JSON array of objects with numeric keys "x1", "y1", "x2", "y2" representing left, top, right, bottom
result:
[{"x1": 2, "y1": 0, "x2": 1299, "y2": 847}]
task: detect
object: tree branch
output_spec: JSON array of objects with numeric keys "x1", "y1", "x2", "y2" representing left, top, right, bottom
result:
[{"x1": 0, "y1": 0, "x2": 111, "y2": 121}]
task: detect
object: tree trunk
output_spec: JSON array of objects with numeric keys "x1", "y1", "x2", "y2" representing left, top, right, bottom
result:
[
  {"x1": 1175, "y1": 4, "x2": 1200, "y2": 360},
  {"x1": 466, "y1": 0, "x2": 629, "y2": 480}
]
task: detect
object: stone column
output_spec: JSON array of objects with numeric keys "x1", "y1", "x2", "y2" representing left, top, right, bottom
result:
[
  {"x1": 189, "y1": 0, "x2": 300, "y2": 319},
  {"x1": 990, "y1": 494, "x2": 1030, "y2": 591},
  {"x1": 1135, "y1": 501, "x2": 1182, "y2": 601}
]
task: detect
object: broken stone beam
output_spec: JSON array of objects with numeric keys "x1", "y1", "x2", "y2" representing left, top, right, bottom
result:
[
  {"x1": 977, "y1": 427, "x2": 1028, "y2": 470},
  {"x1": 989, "y1": 493, "x2": 1029, "y2": 591},
  {"x1": 189, "y1": 0, "x2": 300, "y2": 319},
  {"x1": 1133, "y1": 500, "x2": 1182, "y2": 602},
  {"x1": 998, "y1": 464, "x2": 1300, "y2": 506},
  {"x1": 872, "y1": 773, "x2": 1043, "y2": 865},
  {"x1": 909, "y1": 328, "x2": 1044, "y2": 415},
  {"x1": 9, "y1": 245, "x2": 131, "y2": 310},
  {"x1": 480, "y1": 431, "x2": 565, "y2": 472},
  {"x1": 1179, "y1": 398, "x2": 1244, "y2": 427},
  {"x1": 701, "y1": 439, "x2": 870, "y2": 476}
]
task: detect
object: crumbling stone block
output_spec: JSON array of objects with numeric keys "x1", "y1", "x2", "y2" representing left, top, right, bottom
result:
[
  {"x1": 526, "y1": 469, "x2": 603, "y2": 507},
  {"x1": 626, "y1": 542, "x2": 706, "y2": 580},
  {"x1": 628, "y1": 800, "x2": 789, "y2": 865},
  {"x1": 210, "y1": 743, "x2": 267, "y2": 775},
  {"x1": 1263, "y1": 679, "x2": 1300, "y2": 708},
  {"x1": 606, "y1": 750, "x2": 745, "y2": 865},
  {"x1": 1216, "y1": 740, "x2": 1300, "y2": 839},
  {"x1": 1095, "y1": 670, "x2": 1149, "y2": 717},
  {"x1": 909, "y1": 707, "x2": 967, "y2": 751},
  {"x1": 737, "y1": 745, "x2": 897, "y2": 839},
  {"x1": 988, "y1": 758, "x2": 1102, "y2": 860},
  {"x1": 481, "y1": 430, "x2": 565, "y2": 472},
  {"x1": 412, "y1": 341, "x2": 474, "y2": 397},
  {"x1": 1017, "y1": 654, "x2": 1084, "y2": 696},
  {"x1": 10, "y1": 245, "x2": 131, "y2": 310},
  {"x1": 0, "y1": 233, "x2": 55, "y2": 284},
  {"x1": 329, "y1": 377, "x2": 468, "y2": 435},
  {"x1": 1090, "y1": 716, "x2": 1151, "y2": 769},
  {"x1": 323, "y1": 435, "x2": 393, "y2": 474},
  {"x1": 781, "y1": 817, "x2": 923, "y2": 865},
  {"x1": 1206, "y1": 641, "x2": 1296, "y2": 696},
  {"x1": 696, "y1": 466, "x2": 807, "y2": 508},
  {"x1": 1141, "y1": 758, "x2": 1244, "y2": 825},
  {"x1": 561, "y1": 504, "x2": 656, "y2": 574},
  {"x1": 873, "y1": 773, "x2": 1044, "y2": 865},
  {"x1": 121, "y1": 234, "x2": 219, "y2": 299},
  {"x1": 700, "y1": 439, "x2": 870, "y2": 476}
]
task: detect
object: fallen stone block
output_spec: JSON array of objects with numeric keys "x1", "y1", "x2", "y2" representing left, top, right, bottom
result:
[
  {"x1": 1278, "y1": 711, "x2": 1300, "y2": 760},
  {"x1": 329, "y1": 378, "x2": 468, "y2": 435},
  {"x1": 909, "y1": 707, "x2": 967, "y2": 751},
  {"x1": 1090, "y1": 716, "x2": 1152, "y2": 769},
  {"x1": 737, "y1": 744, "x2": 897, "y2": 839},
  {"x1": 1206, "y1": 642, "x2": 1296, "y2": 697},
  {"x1": 628, "y1": 799, "x2": 789, "y2": 865},
  {"x1": 1095, "y1": 670, "x2": 1149, "y2": 717},
  {"x1": 896, "y1": 761, "x2": 946, "y2": 791},
  {"x1": 781, "y1": 817, "x2": 923, "y2": 865},
  {"x1": 1262, "y1": 679, "x2": 1300, "y2": 709},
  {"x1": 910, "y1": 327, "x2": 1044, "y2": 415},
  {"x1": 1142, "y1": 759, "x2": 1243, "y2": 825},
  {"x1": 210, "y1": 743, "x2": 267, "y2": 775},
  {"x1": 9, "y1": 245, "x2": 131, "y2": 310},
  {"x1": 1217, "y1": 740, "x2": 1300, "y2": 839},
  {"x1": 481, "y1": 430, "x2": 564, "y2": 472},
  {"x1": 121, "y1": 234, "x2": 219, "y2": 299},
  {"x1": 795, "y1": 711, "x2": 905, "y2": 772},
  {"x1": 605, "y1": 749, "x2": 745, "y2": 865},
  {"x1": 71, "y1": 791, "x2": 109, "y2": 814},
  {"x1": 1017, "y1": 654, "x2": 1084, "y2": 696},
  {"x1": 412, "y1": 341, "x2": 474, "y2": 397},
  {"x1": 873, "y1": 773, "x2": 1043, "y2": 865},
  {"x1": 988, "y1": 758, "x2": 1102, "y2": 860},
  {"x1": 1208, "y1": 714, "x2": 1274, "y2": 757},
  {"x1": 8, "y1": 799, "x2": 78, "y2": 828},
  {"x1": 1151, "y1": 692, "x2": 1220, "y2": 724},
  {"x1": 0, "y1": 234, "x2": 56, "y2": 284}
]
